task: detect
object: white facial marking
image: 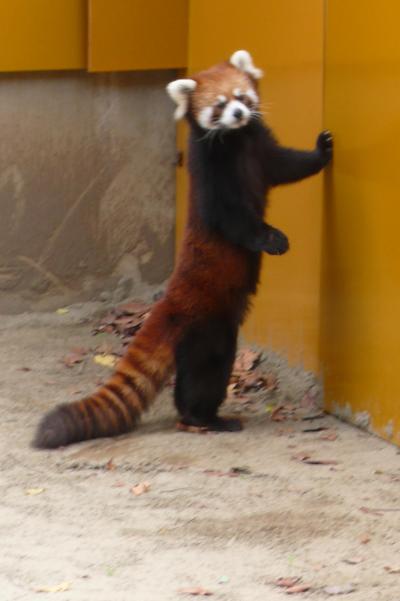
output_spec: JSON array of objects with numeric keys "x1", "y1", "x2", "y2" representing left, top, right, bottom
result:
[
  {"x1": 233, "y1": 88, "x2": 242, "y2": 98},
  {"x1": 198, "y1": 106, "x2": 215, "y2": 130},
  {"x1": 166, "y1": 78, "x2": 197, "y2": 120},
  {"x1": 229, "y1": 50, "x2": 263, "y2": 79},
  {"x1": 220, "y1": 100, "x2": 250, "y2": 129},
  {"x1": 216, "y1": 95, "x2": 227, "y2": 104}
]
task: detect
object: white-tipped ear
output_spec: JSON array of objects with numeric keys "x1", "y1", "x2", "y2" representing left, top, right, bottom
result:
[
  {"x1": 229, "y1": 50, "x2": 263, "y2": 79},
  {"x1": 166, "y1": 78, "x2": 197, "y2": 120}
]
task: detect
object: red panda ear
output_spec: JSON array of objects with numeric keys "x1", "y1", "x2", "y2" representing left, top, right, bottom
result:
[
  {"x1": 229, "y1": 50, "x2": 263, "y2": 80},
  {"x1": 166, "y1": 79, "x2": 197, "y2": 120}
]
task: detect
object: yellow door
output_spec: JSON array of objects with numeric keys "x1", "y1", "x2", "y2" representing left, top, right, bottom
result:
[
  {"x1": 322, "y1": 0, "x2": 400, "y2": 444},
  {"x1": 176, "y1": 0, "x2": 325, "y2": 372}
]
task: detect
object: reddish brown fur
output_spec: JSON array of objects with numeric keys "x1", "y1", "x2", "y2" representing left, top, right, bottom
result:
[
  {"x1": 33, "y1": 60, "x2": 261, "y2": 449},
  {"x1": 191, "y1": 63, "x2": 256, "y2": 115}
]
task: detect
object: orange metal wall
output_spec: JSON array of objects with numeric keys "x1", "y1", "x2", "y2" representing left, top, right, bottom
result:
[
  {"x1": 88, "y1": 0, "x2": 188, "y2": 71},
  {"x1": 0, "y1": 0, "x2": 86, "y2": 71},
  {"x1": 322, "y1": 0, "x2": 400, "y2": 444},
  {"x1": 0, "y1": 1, "x2": 188, "y2": 73},
  {"x1": 176, "y1": 0, "x2": 325, "y2": 372}
]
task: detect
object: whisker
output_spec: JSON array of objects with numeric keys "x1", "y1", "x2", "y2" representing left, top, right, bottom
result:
[
  {"x1": 197, "y1": 128, "x2": 216, "y2": 142},
  {"x1": 251, "y1": 111, "x2": 266, "y2": 122}
]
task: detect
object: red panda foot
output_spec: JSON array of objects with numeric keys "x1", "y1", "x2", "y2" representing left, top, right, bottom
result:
[{"x1": 177, "y1": 416, "x2": 243, "y2": 433}]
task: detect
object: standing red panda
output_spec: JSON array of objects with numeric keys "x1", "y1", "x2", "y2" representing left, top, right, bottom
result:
[{"x1": 33, "y1": 50, "x2": 332, "y2": 448}]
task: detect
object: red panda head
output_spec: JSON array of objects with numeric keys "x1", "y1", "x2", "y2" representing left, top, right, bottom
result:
[{"x1": 167, "y1": 50, "x2": 263, "y2": 131}]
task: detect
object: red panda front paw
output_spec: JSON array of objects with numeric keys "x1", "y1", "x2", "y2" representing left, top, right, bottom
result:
[
  {"x1": 262, "y1": 225, "x2": 289, "y2": 256},
  {"x1": 316, "y1": 130, "x2": 333, "y2": 164}
]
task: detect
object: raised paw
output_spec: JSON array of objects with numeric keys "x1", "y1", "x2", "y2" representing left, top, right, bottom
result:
[
  {"x1": 263, "y1": 226, "x2": 289, "y2": 256},
  {"x1": 316, "y1": 130, "x2": 333, "y2": 164}
]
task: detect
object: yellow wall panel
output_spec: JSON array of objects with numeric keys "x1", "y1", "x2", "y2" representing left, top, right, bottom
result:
[
  {"x1": 177, "y1": 0, "x2": 324, "y2": 372},
  {"x1": 322, "y1": 0, "x2": 400, "y2": 444},
  {"x1": 0, "y1": 0, "x2": 86, "y2": 71},
  {"x1": 89, "y1": 0, "x2": 188, "y2": 71}
]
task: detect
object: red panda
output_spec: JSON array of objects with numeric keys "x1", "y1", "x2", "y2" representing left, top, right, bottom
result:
[{"x1": 33, "y1": 50, "x2": 332, "y2": 448}]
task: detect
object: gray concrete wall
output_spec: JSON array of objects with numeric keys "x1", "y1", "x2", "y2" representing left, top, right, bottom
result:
[{"x1": 0, "y1": 70, "x2": 177, "y2": 312}]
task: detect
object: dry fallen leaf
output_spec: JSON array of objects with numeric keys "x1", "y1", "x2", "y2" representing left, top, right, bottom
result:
[
  {"x1": 320, "y1": 431, "x2": 338, "y2": 441},
  {"x1": 302, "y1": 458, "x2": 338, "y2": 466},
  {"x1": 25, "y1": 488, "x2": 45, "y2": 496},
  {"x1": 93, "y1": 299, "x2": 151, "y2": 342},
  {"x1": 203, "y1": 469, "x2": 233, "y2": 478},
  {"x1": 55, "y1": 308, "x2": 69, "y2": 315},
  {"x1": 302, "y1": 412, "x2": 326, "y2": 421},
  {"x1": 302, "y1": 426, "x2": 329, "y2": 433},
  {"x1": 116, "y1": 301, "x2": 151, "y2": 315},
  {"x1": 230, "y1": 466, "x2": 251, "y2": 475},
  {"x1": 384, "y1": 566, "x2": 400, "y2": 574},
  {"x1": 275, "y1": 577, "x2": 301, "y2": 588},
  {"x1": 300, "y1": 391, "x2": 319, "y2": 409},
  {"x1": 105, "y1": 458, "x2": 116, "y2": 471},
  {"x1": 271, "y1": 405, "x2": 286, "y2": 422},
  {"x1": 343, "y1": 557, "x2": 363, "y2": 565},
  {"x1": 35, "y1": 581, "x2": 70, "y2": 593},
  {"x1": 359, "y1": 506, "x2": 383, "y2": 516},
  {"x1": 292, "y1": 452, "x2": 312, "y2": 462},
  {"x1": 178, "y1": 587, "x2": 213, "y2": 596},
  {"x1": 241, "y1": 371, "x2": 268, "y2": 391},
  {"x1": 113, "y1": 315, "x2": 144, "y2": 335},
  {"x1": 360, "y1": 534, "x2": 371, "y2": 544},
  {"x1": 93, "y1": 354, "x2": 117, "y2": 368},
  {"x1": 233, "y1": 348, "x2": 261, "y2": 373},
  {"x1": 131, "y1": 482, "x2": 150, "y2": 496},
  {"x1": 292, "y1": 452, "x2": 338, "y2": 465},
  {"x1": 286, "y1": 584, "x2": 312, "y2": 594},
  {"x1": 265, "y1": 373, "x2": 278, "y2": 391}
]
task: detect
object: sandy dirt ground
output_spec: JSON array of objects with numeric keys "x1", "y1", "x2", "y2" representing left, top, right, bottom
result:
[{"x1": 1, "y1": 304, "x2": 400, "y2": 601}]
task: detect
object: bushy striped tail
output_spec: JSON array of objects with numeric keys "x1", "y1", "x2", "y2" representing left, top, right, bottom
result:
[{"x1": 32, "y1": 305, "x2": 176, "y2": 449}]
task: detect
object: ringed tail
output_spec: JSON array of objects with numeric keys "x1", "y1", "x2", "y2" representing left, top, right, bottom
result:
[{"x1": 32, "y1": 304, "x2": 176, "y2": 449}]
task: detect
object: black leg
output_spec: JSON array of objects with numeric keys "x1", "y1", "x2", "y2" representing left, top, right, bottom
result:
[
  {"x1": 267, "y1": 131, "x2": 333, "y2": 186},
  {"x1": 174, "y1": 318, "x2": 242, "y2": 432}
]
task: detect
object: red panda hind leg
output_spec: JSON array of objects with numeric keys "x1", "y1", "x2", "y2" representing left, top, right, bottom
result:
[{"x1": 174, "y1": 317, "x2": 242, "y2": 432}]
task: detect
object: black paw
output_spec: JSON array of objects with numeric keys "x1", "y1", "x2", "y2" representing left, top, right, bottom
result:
[
  {"x1": 316, "y1": 130, "x2": 333, "y2": 164},
  {"x1": 263, "y1": 226, "x2": 289, "y2": 256},
  {"x1": 177, "y1": 416, "x2": 243, "y2": 433}
]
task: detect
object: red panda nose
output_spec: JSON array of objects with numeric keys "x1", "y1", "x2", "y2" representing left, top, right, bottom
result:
[{"x1": 233, "y1": 108, "x2": 243, "y2": 120}]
